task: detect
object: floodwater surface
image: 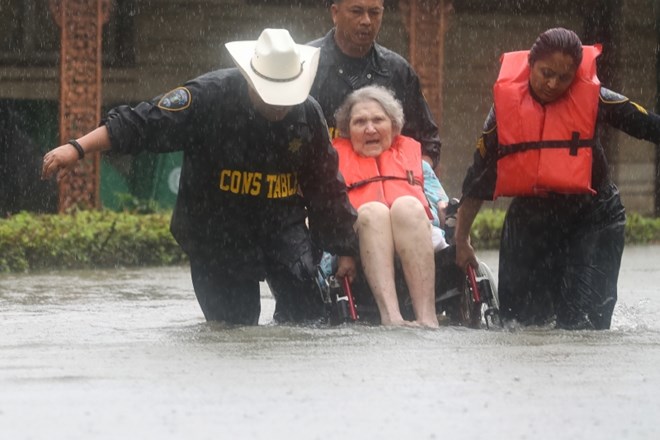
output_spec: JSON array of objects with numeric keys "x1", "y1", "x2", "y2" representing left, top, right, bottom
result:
[{"x1": 1, "y1": 246, "x2": 659, "y2": 439}]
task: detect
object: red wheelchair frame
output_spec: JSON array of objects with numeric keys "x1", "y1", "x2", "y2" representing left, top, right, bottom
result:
[
  {"x1": 317, "y1": 198, "x2": 500, "y2": 328},
  {"x1": 321, "y1": 248, "x2": 500, "y2": 329}
]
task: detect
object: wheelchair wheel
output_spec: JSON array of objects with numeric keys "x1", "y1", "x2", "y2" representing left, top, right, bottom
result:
[
  {"x1": 476, "y1": 261, "x2": 499, "y2": 308},
  {"x1": 457, "y1": 277, "x2": 482, "y2": 328},
  {"x1": 438, "y1": 276, "x2": 479, "y2": 328},
  {"x1": 472, "y1": 261, "x2": 501, "y2": 328},
  {"x1": 447, "y1": 260, "x2": 499, "y2": 329}
]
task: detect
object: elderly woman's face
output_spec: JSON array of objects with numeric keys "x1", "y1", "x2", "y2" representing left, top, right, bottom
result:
[
  {"x1": 529, "y1": 51, "x2": 578, "y2": 104},
  {"x1": 349, "y1": 100, "x2": 393, "y2": 157}
]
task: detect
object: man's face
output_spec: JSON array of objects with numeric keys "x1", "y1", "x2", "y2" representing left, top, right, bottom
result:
[
  {"x1": 247, "y1": 86, "x2": 292, "y2": 122},
  {"x1": 331, "y1": 0, "x2": 384, "y2": 58}
]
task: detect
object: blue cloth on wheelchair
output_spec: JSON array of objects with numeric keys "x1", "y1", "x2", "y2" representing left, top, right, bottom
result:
[
  {"x1": 423, "y1": 161, "x2": 449, "y2": 228},
  {"x1": 319, "y1": 251, "x2": 336, "y2": 278}
]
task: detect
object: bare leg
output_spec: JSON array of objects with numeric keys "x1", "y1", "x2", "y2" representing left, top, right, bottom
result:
[
  {"x1": 390, "y1": 197, "x2": 438, "y2": 328},
  {"x1": 356, "y1": 202, "x2": 406, "y2": 326}
]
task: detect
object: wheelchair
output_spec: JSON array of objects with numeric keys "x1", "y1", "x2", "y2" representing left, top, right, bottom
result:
[{"x1": 317, "y1": 200, "x2": 501, "y2": 329}]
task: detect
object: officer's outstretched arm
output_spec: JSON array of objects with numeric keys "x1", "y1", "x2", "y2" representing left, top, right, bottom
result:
[{"x1": 42, "y1": 126, "x2": 112, "y2": 180}]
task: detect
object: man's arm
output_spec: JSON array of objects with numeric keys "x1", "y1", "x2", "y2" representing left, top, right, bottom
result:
[
  {"x1": 400, "y1": 67, "x2": 442, "y2": 168},
  {"x1": 299, "y1": 100, "x2": 359, "y2": 259}
]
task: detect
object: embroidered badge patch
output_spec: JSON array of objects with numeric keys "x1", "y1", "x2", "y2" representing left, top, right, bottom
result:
[
  {"x1": 157, "y1": 87, "x2": 192, "y2": 111},
  {"x1": 476, "y1": 137, "x2": 487, "y2": 158},
  {"x1": 600, "y1": 88, "x2": 628, "y2": 104},
  {"x1": 288, "y1": 138, "x2": 303, "y2": 153}
]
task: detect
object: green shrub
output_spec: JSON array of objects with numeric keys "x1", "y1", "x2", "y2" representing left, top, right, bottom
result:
[
  {"x1": 0, "y1": 210, "x2": 186, "y2": 273},
  {"x1": 624, "y1": 212, "x2": 660, "y2": 244},
  {"x1": 470, "y1": 208, "x2": 506, "y2": 250}
]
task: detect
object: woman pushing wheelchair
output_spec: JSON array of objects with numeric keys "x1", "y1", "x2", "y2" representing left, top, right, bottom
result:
[{"x1": 456, "y1": 28, "x2": 660, "y2": 330}]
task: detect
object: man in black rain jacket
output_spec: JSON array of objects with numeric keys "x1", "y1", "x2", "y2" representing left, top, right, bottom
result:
[
  {"x1": 309, "y1": 0, "x2": 442, "y2": 169},
  {"x1": 42, "y1": 29, "x2": 358, "y2": 326}
]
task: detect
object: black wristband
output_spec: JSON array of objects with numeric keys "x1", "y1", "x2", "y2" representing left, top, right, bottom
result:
[{"x1": 67, "y1": 139, "x2": 85, "y2": 160}]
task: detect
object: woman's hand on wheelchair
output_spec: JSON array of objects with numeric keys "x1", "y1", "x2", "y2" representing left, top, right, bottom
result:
[{"x1": 455, "y1": 239, "x2": 479, "y2": 272}]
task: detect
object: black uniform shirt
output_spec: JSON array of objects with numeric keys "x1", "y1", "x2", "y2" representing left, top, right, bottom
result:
[
  {"x1": 103, "y1": 68, "x2": 358, "y2": 270},
  {"x1": 308, "y1": 30, "x2": 442, "y2": 168},
  {"x1": 462, "y1": 88, "x2": 660, "y2": 201}
]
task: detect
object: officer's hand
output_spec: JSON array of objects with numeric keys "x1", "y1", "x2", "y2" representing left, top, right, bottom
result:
[
  {"x1": 41, "y1": 144, "x2": 80, "y2": 180},
  {"x1": 335, "y1": 256, "x2": 357, "y2": 282},
  {"x1": 455, "y1": 239, "x2": 478, "y2": 272}
]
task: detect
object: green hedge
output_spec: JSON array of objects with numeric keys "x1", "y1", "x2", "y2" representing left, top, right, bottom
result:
[
  {"x1": 623, "y1": 212, "x2": 660, "y2": 244},
  {"x1": 1, "y1": 209, "x2": 659, "y2": 273},
  {"x1": 469, "y1": 209, "x2": 507, "y2": 250},
  {"x1": 0, "y1": 210, "x2": 186, "y2": 273}
]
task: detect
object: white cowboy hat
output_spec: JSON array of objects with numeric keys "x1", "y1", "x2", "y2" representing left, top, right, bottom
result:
[{"x1": 225, "y1": 28, "x2": 320, "y2": 106}]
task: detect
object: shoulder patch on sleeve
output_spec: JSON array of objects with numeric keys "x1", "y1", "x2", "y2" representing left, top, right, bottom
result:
[
  {"x1": 157, "y1": 87, "x2": 192, "y2": 111},
  {"x1": 599, "y1": 88, "x2": 628, "y2": 105},
  {"x1": 482, "y1": 107, "x2": 497, "y2": 134}
]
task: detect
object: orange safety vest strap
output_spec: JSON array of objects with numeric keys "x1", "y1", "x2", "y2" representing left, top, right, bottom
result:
[
  {"x1": 347, "y1": 172, "x2": 423, "y2": 190},
  {"x1": 498, "y1": 133, "x2": 596, "y2": 157}
]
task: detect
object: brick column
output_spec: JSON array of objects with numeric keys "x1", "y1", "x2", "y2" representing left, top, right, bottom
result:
[
  {"x1": 399, "y1": 0, "x2": 452, "y2": 129},
  {"x1": 49, "y1": 0, "x2": 111, "y2": 211}
]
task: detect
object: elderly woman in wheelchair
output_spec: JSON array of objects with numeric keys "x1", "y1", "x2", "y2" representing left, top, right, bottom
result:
[{"x1": 319, "y1": 85, "x2": 499, "y2": 328}]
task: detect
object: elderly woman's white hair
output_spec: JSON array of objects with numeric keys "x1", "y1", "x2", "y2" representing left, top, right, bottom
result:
[{"x1": 334, "y1": 85, "x2": 405, "y2": 138}]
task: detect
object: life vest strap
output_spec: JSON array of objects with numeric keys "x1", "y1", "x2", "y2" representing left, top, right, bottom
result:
[
  {"x1": 498, "y1": 132, "x2": 595, "y2": 158},
  {"x1": 347, "y1": 174, "x2": 423, "y2": 191}
]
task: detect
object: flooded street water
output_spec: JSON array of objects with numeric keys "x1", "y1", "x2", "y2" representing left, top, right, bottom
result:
[{"x1": 1, "y1": 246, "x2": 659, "y2": 440}]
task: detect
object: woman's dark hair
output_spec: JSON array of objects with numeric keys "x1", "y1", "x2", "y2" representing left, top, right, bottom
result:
[{"x1": 528, "y1": 28, "x2": 583, "y2": 67}]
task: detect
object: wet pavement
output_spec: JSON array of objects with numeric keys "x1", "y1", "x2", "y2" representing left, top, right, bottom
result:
[{"x1": 1, "y1": 246, "x2": 659, "y2": 439}]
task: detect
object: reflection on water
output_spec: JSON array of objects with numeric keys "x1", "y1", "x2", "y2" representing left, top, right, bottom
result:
[{"x1": 1, "y1": 247, "x2": 660, "y2": 439}]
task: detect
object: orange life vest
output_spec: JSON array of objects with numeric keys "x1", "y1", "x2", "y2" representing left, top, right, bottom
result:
[
  {"x1": 493, "y1": 45, "x2": 602, "y2": 198},
  {"x1": 333, "y1": 135, "x2": 432, "y2": 219}
]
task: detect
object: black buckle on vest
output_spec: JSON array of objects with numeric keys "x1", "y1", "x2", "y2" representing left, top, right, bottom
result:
[
  {"x1": 570, "y1": 131, "x2": 580, "y2": 156},
  {"x1": 406, "y1": 170, "x2": 415, "y2": 185}
]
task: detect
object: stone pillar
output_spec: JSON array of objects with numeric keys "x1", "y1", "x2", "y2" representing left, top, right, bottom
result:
[
  {"x1": 399, "y1": 0, "x2": 452, "y2": 129},
  {"x1": 49, "y1": 0, "x2": 111, "y2": 211}
]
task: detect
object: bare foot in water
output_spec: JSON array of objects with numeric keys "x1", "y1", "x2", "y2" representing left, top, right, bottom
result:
[
  {"x1": 414, "y1": 318, "x2": 440, "y2": 329},
  {"x1": 381, "y1": 318, "x2": 419, "y2": 327}
]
